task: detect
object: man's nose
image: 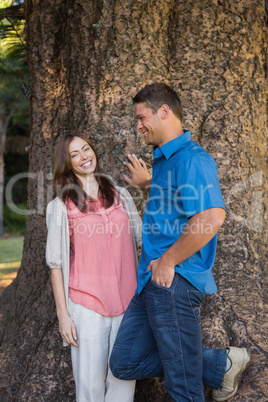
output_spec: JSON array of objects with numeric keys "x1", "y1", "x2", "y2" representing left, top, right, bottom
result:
[{"x1": 136, "y1": 120, "x2": 143, "y2": 131}]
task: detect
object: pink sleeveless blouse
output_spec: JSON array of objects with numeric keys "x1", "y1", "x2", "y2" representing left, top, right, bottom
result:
[{"x1": 67, "y1": 198, "x2": 137, "y2": 316}]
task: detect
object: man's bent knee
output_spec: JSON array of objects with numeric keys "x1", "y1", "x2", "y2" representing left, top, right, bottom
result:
[
  {"x1": 109, "y1": 351, "x2": 121, "y2": 379},
  {"x1": 110, "y1": 349, "x2": 136, "y2": 381}
]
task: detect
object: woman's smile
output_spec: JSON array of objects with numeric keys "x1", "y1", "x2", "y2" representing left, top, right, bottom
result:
[{"x1": 69, "y1": 137, "x2": 97, "y2": 176}]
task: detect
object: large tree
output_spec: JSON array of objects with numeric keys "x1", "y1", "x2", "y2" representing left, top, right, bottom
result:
[{"x1": 0, "y1": 0, "x2": 267, "y2": 400}]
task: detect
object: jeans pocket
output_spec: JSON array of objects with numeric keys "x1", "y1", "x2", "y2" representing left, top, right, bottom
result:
[
  {"x1": 150, "y1": 273, "x2": 178, "y2": 293},
  {"x1": 187, "y1": 289, "x2": 205, "y2": 325}
]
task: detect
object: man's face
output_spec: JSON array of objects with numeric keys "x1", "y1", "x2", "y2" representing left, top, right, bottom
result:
[{"x1": 134, "y1": 102, "x2": 164, "y2": 147}]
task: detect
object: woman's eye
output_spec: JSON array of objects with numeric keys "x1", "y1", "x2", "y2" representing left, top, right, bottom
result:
[{"x1": 71, "y1": 154, "x2": 78, "y2": 158}]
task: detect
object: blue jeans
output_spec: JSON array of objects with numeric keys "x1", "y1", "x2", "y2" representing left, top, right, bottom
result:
[{"x1": 110, "y1": 274, "x2": 226, "y2": 402}]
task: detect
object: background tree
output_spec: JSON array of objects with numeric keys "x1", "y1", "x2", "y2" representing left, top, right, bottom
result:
[
  {"x1": 0, "y1": 0, "x2": 267, "y2": 400},
  {"x1": 0, "y1": 0, "x2": 29, "y2": 235}
]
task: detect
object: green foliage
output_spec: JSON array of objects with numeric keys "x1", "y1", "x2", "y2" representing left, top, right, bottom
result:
[
  {"x1": 4, "y1": 153, "x2": 28, "y2": 203},
  {"x1": 0, "y1": 15, "x2": 25, "y2": 63},
  {"x1": 3, "y1": 203, "x2": 26, "y2": 234},
  {"x1": 0, "y1": 0, "x2": 28, "y2": 130},
  {"x1": 0, "y1": 1, "x2": 13, "y2": 9},
  {"x1": 0, "y1": 1, "x2": 25, "y2": 60},
  {"x1": 0, "y1": 1, "x2": 29, "y2": 236}
]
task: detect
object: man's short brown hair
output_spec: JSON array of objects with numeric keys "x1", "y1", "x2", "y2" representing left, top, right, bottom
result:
[{"x1": 133, "y1": 83, "x2": 182, "y2": 121}]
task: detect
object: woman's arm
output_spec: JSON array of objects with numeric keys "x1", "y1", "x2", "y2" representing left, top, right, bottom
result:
[
  {"x1": 117, "y1": 186, "x2": 143, "y2": 248},
  {"x1": 46, "y1": 200, "x2": 78, "y2": 347},
  {"x1": 51, "y1": 269, "x2": 78, "y2": 347}
]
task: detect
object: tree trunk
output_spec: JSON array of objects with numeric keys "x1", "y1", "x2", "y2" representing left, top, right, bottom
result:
[{"x1": 0, "y1": 0, "x2": 267, "y2": 400}]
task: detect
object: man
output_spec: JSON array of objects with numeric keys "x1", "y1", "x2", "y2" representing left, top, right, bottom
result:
[{"x1": 110, "y1": 83, "x2": 250, "y2": 401}]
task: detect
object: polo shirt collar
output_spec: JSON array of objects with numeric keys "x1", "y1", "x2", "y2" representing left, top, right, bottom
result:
[{"x1": 153, "y1": 130, "x2": 191, "y2": 159}]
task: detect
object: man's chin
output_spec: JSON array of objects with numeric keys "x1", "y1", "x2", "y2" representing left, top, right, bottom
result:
[{"x1": 146, "y1": 140, "x2": 156, "y2": 146}]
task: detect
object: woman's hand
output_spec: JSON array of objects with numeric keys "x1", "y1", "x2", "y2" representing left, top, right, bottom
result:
[
  {"x1": 58, "y1": 312, "x2": 78, "y2": 347},
  {"x1": 50, "y1": 270, "x2": 78, "y2": 347},
  {"x1": 123, "y1": 154, "x2": 151, "y2": 189}
]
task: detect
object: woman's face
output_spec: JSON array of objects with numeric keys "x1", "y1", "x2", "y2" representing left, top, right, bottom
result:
[{"x1": 69, "y1": 137, "x2": 97, "y2": 177}]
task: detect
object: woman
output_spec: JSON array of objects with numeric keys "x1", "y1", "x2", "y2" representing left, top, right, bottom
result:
[{"x1": 46, "y1": 133, "x2": 142, "y2": 402}]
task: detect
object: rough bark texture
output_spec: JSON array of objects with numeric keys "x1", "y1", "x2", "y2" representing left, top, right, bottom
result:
[{"x1": 0, "y1": 0, "x2": 267, "y2": 400}]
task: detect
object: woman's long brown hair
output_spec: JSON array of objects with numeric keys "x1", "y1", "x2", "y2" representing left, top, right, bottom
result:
[{"x1": 53, "y1": 133, "x2": 117, "y2": 211}]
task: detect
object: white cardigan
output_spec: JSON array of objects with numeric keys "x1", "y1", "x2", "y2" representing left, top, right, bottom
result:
[{"x1": 46, "y1": 186, "x2": 142, "y2": 346}]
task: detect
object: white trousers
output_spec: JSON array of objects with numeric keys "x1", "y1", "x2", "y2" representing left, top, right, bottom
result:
[{"x1": 69, "y1": 299, "x2": 135, "y2": 402}]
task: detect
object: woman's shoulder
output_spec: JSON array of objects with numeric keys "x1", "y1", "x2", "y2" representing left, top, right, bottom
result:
[
  {"x1": 115, "y1": 186, "x2": 138, "y2": 212},
  {"x1": 47, "y1": 197, "x2": 67, "y2": 213},
  {"x1": 115, "y1": 186, "x2": 131, "y2": 199}
]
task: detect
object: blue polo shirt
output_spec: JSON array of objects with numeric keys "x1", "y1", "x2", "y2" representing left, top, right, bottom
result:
[{"x1": 137, "y1": 130, "x2": 225, "y2": 294}]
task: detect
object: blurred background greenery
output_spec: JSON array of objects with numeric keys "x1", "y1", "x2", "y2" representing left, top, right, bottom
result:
[
  {"x1": 0, "y1": 0, "x2": 29, "y2": 291},
  {"x1": 1, "y1": 0, "x2": 29, "y2": 236}
]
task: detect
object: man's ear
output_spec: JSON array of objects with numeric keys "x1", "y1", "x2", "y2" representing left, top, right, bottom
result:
[{"x1": 160, "y1": 104, "x2": 170, "y2": 120}]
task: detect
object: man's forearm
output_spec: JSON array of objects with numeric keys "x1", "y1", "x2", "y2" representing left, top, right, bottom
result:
[
  {"x1": 140, "y1": 178, "x2": 152, "y2": 189},
  {"x1": 162, "y1": 207, "x2": 226, "y2": 267}
]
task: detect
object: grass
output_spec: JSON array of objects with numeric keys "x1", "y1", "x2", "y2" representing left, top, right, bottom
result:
[
  {"x1": 0, "y1": 235, "x2": 24, "y2": 295},
  {"x1": 0, "y1": 235, "x2": 24, "y2": 263}
]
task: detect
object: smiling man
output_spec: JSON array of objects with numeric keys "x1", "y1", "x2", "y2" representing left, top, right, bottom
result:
[{"x1": 110, "y1": 83, "x2": 250, "y2": 402}]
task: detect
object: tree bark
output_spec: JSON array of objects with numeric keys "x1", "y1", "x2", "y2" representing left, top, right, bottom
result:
[{"x1": 0, "y1": 0, "x2": 267, "y2": 400}]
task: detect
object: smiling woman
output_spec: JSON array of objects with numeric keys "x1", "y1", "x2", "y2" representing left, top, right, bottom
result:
[
  {"x1": 53, "y1": 133, "x2": 115, "y2": 212},
  {"x1": 69, "y1": 138, "x2": 97, "y2": 176},
  {"x1": 46, "y1": 132, "x2": 142, "y2": 401},
  {"x1": 0, "y1": 0, "x2": 267, "y2": 400}
]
